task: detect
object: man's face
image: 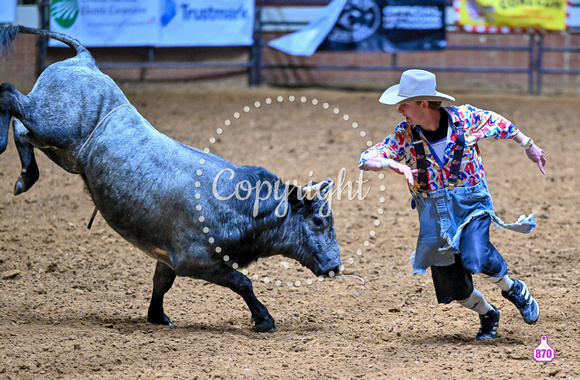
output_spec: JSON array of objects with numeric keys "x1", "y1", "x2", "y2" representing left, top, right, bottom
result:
[{"x1": 397, "y1": 101, "x2": 424, "y2": 126}]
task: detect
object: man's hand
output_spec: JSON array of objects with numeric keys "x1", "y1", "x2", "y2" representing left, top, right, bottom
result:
[
  {"x1": 386, "y1": 161, "x2": 418, "y2": 186},
  {"x1": 526, "y1": 144, "x2": 547, "y2": 175}
]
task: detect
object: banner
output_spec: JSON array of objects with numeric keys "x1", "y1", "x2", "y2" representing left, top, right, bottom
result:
[
  {"x1": 49, "y1": 0, "x2": 159, "y2": 47},
  {"x1": 158, "y1": 0, "x2": 254, "y2": 46},
  {"x1": 457, "y1": 0, "x2": 567, "y2": 31},
  {"x1": 267, "y1": 0, "x2": 348, "y2": 56},
  {"x1": 49, "y1": 0, "x2": 254, "y2": 47},
  {"x1": 269, "y1": 0, "x2": 446, "y2": 55},
  {"x1": 0, "y1": 0, "x2": 17, "y2": 24},
  {"x1": 319, "y1": 0, "x2": 446, "y2": 53}
]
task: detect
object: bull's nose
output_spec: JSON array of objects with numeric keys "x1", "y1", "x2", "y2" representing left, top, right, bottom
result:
[{"x1": 323, "y1": 265, "x2": 341, "y2": 278}]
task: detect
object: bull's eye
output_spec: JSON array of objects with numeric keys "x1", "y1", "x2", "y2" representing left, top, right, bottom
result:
[{"x1": 312, "y1": 216, "x2": 324, "y2": 228}]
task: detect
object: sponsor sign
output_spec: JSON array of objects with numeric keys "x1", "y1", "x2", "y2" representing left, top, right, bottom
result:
[
  {"x1": 319, "y1": 0, "x2": 447, "y2": 52},
  {"x1": 158, "y1": 0, "x2": 254, "y2": 46},
  {"x1": 457, "y1": 0, "x2": 567, "y2": 31},
  {"x1": 269, "y1": 0, "x2": 446, "y2": 56},
  {"x1": 49, "y1": 0, "x2": 253, "y2": 47}
]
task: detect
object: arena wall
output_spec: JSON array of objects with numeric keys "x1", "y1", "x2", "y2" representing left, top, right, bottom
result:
[{"x1": 1, "y1": 6, "x2": 578, "y2": 95}]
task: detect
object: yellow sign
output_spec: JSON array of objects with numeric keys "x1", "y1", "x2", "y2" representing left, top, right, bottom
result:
[{"x1": 458, "y1": 0, "x2": 567, "y2": 31}]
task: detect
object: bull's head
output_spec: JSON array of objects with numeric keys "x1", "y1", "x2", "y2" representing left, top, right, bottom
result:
[{"x1": 285, "y1": 178, "x2": 341, "y2": 278}]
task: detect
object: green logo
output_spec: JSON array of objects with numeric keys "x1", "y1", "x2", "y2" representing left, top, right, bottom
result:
[{"x1": 51, "y1": 0, "x2": 79, "y2": 29}]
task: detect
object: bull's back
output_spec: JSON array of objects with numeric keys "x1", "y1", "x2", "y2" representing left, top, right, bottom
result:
[{"x1": 81, "y1": 109, "x2": 247, "y2": 257}]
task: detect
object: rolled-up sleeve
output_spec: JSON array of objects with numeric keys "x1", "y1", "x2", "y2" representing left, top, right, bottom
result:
[
  {"x1": 359, "y1": 124, "x2": 409, "y2": 168},
  {"x1": 464, "y1": 104, "x2": 519, "y2": 141}
]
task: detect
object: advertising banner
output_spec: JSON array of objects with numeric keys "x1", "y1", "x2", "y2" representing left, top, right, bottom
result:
[
  {"x1": 319, "y1": 0, "x2": 447, "y2": 53},
  {"x1": 49, "y1": 0, "x2": 159, "y2": 47},
  {"x1": 158, "y1": 0, "x2": 254, "y2": 46},
  {"x1": 457, "y1": 0, "x2": 567, "y2": 31},
  {"x1": 269, "y1": 0, "x2": 446, "y2": 56},
  {"x1": 49, "y1": 0, "x2": 254, "y2": 47}
]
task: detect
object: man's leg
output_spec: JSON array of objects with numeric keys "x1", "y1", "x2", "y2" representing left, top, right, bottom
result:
[
  {"x1": 460, "y1": 214, "x2": 539, "y2": 325},
  {"x1": 458, "y1": 288, "x2": 500, "y2": 340},
  {"x1": 431, "y1": 257, "x2": 499, "y2": 340}
]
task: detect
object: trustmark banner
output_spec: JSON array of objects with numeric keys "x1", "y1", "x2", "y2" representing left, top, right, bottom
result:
[
  {"x1": 318, "y1": 0, "x2": 447, "y2": 53},
  {"x1": 457, "y1": 0, "x2": 567, "y2": 31},
  {"x1": 159, "y1": 0, "x2": 254, "y2": 46},
  {"x1": 49, "y1": 0, "x2": 254, "y2": 47}
]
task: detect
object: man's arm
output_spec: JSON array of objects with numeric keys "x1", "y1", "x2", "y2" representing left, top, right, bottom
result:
[{"x1": 359, "y1": 157, "x2": 418, "y2": 186}]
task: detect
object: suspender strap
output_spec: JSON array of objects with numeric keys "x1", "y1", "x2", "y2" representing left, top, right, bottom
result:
[
  {"x1": 411, "y1": 127, "x2": 429, "y2": 191},
  {"x1": 411, "y1": 107, "x2": 465, "y2": 192},
  {"x1": 448, "y1": 129, "x2": 465, "y2": 189},
  {"x1": 447, "y1": 107, "x2": 465, "y2": 190}
]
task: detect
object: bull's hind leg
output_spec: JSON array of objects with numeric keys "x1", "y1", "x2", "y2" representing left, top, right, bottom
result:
[
  {"x1": 148, "y1": 261, "x2": 177, "y2": 326},
  {"x1": 12, "y1": 118, "x2": 39, "y2": 195},
  {"x1": 0, "y1": 83, "x2": 37, "y2": 194},
  {"x1": 0, "y1": 83, "x2": 18, "y2": 154}
]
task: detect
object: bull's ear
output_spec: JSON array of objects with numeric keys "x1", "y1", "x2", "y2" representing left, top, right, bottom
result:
[{"x1": 287, "y1": 184, "x2": 303, "y2": 211}]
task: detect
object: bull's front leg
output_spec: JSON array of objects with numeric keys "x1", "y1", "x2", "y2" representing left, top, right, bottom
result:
[
  {"x1": 12, "y1": 119, "x2": 39, "y2": 195},
  {"x1": 148, "y1": 261, "x2": 177, "y2": 326},
  {"x1": 205, "y1": 265, "x2": 276, "y2": 333},
  {"x1": 181, "y1": 263, "x2": 275, "y2": 333}
]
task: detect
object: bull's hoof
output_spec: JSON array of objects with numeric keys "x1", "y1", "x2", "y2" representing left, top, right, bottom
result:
[
  {"x1": 147, "y1": 313, "x2": 175, "y2": 327},
  {"x1": 13, "y1": 169, "x2": 39, "y2": 195},
  {"x1": 251, "y1": 315, "x2": 276, "y2": 333}
]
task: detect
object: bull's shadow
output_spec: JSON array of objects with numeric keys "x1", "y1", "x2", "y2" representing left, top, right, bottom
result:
[
  {"x1": 0, "y1": 25, "x2": 342, "y2": 333},
  {"x1": 10, "y1": 312, "x2": 325, "y2": 339}
]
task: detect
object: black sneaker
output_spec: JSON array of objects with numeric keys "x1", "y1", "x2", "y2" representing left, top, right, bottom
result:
[
  {"x1": 502, "y1": 279, "x2": 539, "y2": 325},
  {"x1": 476, "y1": 305, "x2": 500, "y2": 340}
]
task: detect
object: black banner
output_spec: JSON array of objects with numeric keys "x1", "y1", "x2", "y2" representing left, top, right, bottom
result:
[{"x1": 318, "y1": 0, "x2": 447, "y2": 53}]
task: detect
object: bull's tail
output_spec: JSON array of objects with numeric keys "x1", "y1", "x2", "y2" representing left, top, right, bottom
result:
[{"x1": 0, "y1": 24, "x2": 88, "y2": 56}]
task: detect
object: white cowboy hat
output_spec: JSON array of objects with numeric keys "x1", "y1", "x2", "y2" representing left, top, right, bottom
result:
[{"x1": 379, "y1": 69, "x2": 455, "y2": 105}]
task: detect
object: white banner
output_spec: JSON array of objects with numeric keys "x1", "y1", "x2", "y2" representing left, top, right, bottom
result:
[
  {"x1": 49, "y1": 0, "x2": 254, "y2": 47},
  {"x1": 0, "y1": 0, "x2": 17, "y2": 24},
  {"x1": 49, "y1": 0, "x2": 159, "y2": 47},
  {"x1": 268, "y1": 0, "x2": 348, "y2": 56},
  {"x1": 159, "y1": 0, "x2": 254, "y2": 47}
]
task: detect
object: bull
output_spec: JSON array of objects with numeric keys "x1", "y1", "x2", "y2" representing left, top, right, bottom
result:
[{"x1": 0, "y1": 25, "x2": 341, "y2": 332}]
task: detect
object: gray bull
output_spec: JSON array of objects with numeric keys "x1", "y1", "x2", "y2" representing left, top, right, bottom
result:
[{"x1": 0, "y1": 25, "x2": 341, "y2": 332}]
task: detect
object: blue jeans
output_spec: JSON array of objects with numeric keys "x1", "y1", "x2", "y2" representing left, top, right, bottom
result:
[
  {"x1": 431, "y1": 213, "x2": 508, "y2": 304},
  {"x1": 410, "y1": 179, "x2": 535, "y2": 274}
]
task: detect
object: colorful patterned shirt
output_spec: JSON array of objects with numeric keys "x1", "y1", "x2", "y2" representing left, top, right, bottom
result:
[{"x1": 359, "y1": 104, "x2": 519, "y2": 193}]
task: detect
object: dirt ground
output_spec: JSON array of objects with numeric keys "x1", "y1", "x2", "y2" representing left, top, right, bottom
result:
[{"x1": 0, "y1": 81, "x2": 578, "y2": 379}]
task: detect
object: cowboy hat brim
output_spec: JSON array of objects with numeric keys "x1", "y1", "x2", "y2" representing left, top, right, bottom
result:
[{"x1": 379, "y1": 84, "x2": 455, "y2": 105}]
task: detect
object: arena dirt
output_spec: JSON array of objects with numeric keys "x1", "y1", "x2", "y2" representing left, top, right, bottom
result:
[{"x1": 0, "y1": 83, "x2": 578, "y2": 379}]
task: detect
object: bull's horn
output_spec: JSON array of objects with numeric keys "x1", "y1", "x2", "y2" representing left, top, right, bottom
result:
[
  {"x1": 301, "y1": 178, "x2": 333, "y2": 200},
  {"x1": 301, "y1": 182, "x2": 323, "y2": 200}
]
